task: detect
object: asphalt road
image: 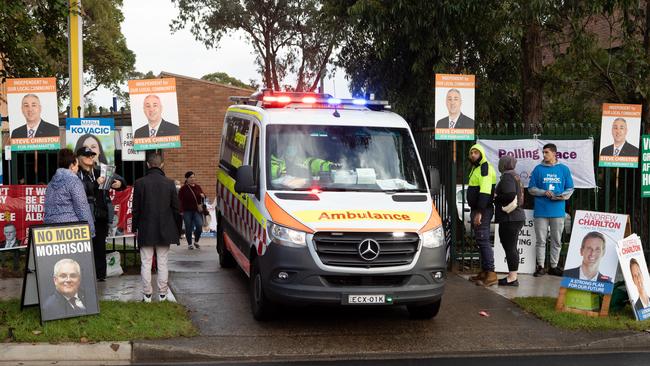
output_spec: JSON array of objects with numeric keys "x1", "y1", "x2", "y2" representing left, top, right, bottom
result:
[{"x1": 133, "y1": 239, "x2": 650, "y2": 363}]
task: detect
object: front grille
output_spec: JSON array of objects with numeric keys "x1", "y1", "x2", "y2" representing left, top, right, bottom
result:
[
  {"x1": 323, "y1": 275, "x2": 409, "y2": 287},
  {"x1": 313, "y1": 232, "x2": 419, "y2": 268}
]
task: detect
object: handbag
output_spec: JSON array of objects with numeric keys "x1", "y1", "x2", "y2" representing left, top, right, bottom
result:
[
  {"x1": 502, "y1": 196, "x2": 518, "y2": 213},
  {"x1": 188, "y1": 184, "x2": 204, "y2": 212}
]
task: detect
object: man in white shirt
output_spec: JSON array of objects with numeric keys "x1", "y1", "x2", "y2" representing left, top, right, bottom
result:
[{"x1": 563, "y1": 231, "x2": 612, "y2": 282}]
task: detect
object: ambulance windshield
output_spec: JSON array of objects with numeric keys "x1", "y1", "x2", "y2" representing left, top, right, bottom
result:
[{"x1": 266, "y1": 125, "x2": 427, "y2": 192}]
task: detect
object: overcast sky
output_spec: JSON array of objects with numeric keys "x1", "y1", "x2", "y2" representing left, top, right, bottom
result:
[{"x1": 90, "y1": 0, "x2": 350, "y2": 108}]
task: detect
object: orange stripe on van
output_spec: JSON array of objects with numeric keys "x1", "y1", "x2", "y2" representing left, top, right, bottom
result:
[
  {"x1": 264, "y1": 193, "x2": 314, "y2": 233},
  {"x1": 224, "y1": 232, "x2": 250, "y2": 277},
  {"x1": 417, "y1": 203, "x2": 442, "y2": 234}
]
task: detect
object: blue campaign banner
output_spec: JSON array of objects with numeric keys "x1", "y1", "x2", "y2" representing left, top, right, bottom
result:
[
  {"x1": 65, "y1": 118, "x2": 115, "y2": 166},
  {"x1": 561, "y1": 276, "x2": 614, "y2": 295}
]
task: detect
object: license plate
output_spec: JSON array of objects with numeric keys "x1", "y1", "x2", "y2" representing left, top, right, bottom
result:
[{"x1": 346, "y1": 294, "x2": 386, "y2": 305}]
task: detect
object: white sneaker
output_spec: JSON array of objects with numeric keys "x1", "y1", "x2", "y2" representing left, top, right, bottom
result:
[
  {"x1": 188, "y1": 245, "x2": 194, "y2": 250},
  {"x1": 159, "y1": 294, "x2": 167, "y2": 301},
  {"x1": 143, "y1": 294, "x2": 152, "y2": 303}
]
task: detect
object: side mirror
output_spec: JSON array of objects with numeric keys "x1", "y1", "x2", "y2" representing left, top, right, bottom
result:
[
  {"x1": 234, "y1": 165, "x2": 257, "y2": 194},
  {"x1": 429, "y1": 166, "x2": 441, "y2": 196}
]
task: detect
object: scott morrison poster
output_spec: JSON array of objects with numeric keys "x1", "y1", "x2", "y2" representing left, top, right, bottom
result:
[{"x1": 33, "y1": 223, "x2": 99, "y2": 322}]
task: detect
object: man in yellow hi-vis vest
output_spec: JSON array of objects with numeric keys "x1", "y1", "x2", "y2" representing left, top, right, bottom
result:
[{"x1": 466, "y1": 143, "x2": 497, "y2": 287}]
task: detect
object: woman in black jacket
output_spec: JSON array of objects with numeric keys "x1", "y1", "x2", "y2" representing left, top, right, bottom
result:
[{"x1": 494, "y1": 155, "x2": 525, "y2": 286}]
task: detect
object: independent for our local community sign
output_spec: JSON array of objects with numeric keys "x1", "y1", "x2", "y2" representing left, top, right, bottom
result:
[
  {"x1": 598, "y1": 103, "x2": 641, "y2": 168},
  {"x1": 128, "y1": 78, "x2": 181, "y2": 150},
  {"x1": 7, "y1": 78, "x2": 61, "y2": 151},
  {"x1": 434, "y1": 74, "x2": 475, "y2": 141}
]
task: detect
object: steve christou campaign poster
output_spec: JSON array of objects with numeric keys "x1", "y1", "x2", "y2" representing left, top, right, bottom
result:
[
  {"x1": 0, "y1": 185, "x2": 46, "y2": 252},
  {"x1": 32, "y1": 223, "x2": 99, "y2": 322},
  {"x1": 616, "y1": 234, "x2": 650, "y2": 321},
  {"x1": 599, "y1": 103, "x2": 641, "y2": 168},
  {"x1": 66, "y1": 118, "x2": 116, "y2": 166},
  {"x1": 434, "y1": 74, "x2": 475, "y2": 141},
  {"x1": 561, "y1": 210, "x2": 627, "y2": 297},
  {"x1": 7, "y1": 78, "x2": 61, "y2": 151},
  {"x1": 128, "y1": 78, "x2": 181, "y2": 150}
]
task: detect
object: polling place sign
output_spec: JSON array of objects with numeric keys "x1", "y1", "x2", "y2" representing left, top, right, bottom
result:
[{"x1": 479, "y1": 139, "x2": 596, "y2": 189}]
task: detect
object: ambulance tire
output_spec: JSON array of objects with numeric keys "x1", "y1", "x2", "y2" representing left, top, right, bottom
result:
[
  {"x1": 217, "y1": 219, "x2": 235, "y2": 268},
  {"x1": 250, "y1": 257, "x2": 275, "y2": 321},
  {"x1": 407, "y1": 299, "x2": 441, "y2": 319}
]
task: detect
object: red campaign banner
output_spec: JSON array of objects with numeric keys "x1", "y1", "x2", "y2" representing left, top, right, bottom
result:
[
  {"x1": 109, "y1": 186, "x2": 133, "y2": 235},
  {"x1": 0, "y1": 185, "x2": 135, "y2": 251},
  {"x1": 0, "y1": 185, "x2": 46, "y2": 251}
]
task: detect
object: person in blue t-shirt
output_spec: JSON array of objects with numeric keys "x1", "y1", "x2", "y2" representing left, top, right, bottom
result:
[{"x1": 528, "y1": 143, "x2": 574, "y2": 277}]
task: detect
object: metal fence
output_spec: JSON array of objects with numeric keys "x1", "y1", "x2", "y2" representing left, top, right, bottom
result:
[{"x1": 415, "y1": 120, "x2": 650, "y2": 272}]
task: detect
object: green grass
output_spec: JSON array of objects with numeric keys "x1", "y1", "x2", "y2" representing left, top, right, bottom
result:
[
  {"x1": 0, "y1": 299, "x2": 198, "y2": 342},
  {"x1": 514, "y1": 297, "x2": 650, "y2": 331}
]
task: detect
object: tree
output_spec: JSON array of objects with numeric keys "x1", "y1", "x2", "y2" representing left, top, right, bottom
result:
[
  {"x1": 171, "y1": 0, "x2": 338, "y2": 91},
  {"x1": 327, "y1": 0, "x2": 521, "y2": 129},
  {"x1": 201, "y1": 72, "x2": 257, "y2": 89},
  {"x1": 0, "y1": 0, "x2": 136, "y2": 104}
]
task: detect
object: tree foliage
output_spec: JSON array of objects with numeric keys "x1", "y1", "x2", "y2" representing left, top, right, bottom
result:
[
  {"x1": 328, "y1": 0, "x2": 650, "y2": 131},
  {"x1": 201, "y1": 71, "x2": 257, "y2": 89},
  {"x1": 0, "y1": 0, "x2": 136, "y2": 103},
  {"x1": 171, "y1": 0, "x2": 339, "y2": 91}
]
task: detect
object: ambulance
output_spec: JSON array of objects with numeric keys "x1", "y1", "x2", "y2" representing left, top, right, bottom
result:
[{"x1": 216, "y1": 90, "x2": 446, "y2": 320}]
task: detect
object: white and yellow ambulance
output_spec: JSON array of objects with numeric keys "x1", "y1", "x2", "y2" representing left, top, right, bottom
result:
[{"x1": 216, "y1": 90, "x2": 445, "y2": 320}]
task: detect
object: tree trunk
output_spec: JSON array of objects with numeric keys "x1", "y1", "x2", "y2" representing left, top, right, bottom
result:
[{"x1": 521, "y1": 17, "x2": 543, "y2": 134}]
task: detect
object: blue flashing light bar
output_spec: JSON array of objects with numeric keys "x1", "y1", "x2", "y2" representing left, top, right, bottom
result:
[
  {"x1": 327, "y1": 98, "x2": 342, "y2": 105},
  {"x1": 352, "y1": 99, "x2": 367, "y2": 105}
]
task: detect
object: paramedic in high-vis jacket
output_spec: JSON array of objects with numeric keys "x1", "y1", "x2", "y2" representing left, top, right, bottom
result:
[{"x1": 466, "y1": 144, "x2": 497, "y2": 287}]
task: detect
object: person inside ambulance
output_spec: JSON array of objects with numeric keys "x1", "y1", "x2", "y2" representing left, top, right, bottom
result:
[{"x1": 269, "y1": 137, "x2": 340, "y2": 187}]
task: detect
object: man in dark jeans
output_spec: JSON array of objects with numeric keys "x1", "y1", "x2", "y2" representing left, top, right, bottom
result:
[
  {"x1": 76, "y1": 147, "x2": 126, "y2": 281},
  {"x1": 466, "y1": 144, "x2": 497, "y2": 287}
]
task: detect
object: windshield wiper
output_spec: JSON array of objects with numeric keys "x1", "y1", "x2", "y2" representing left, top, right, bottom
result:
[{"x1": 383, "y1": 188, "x2": 427, "y2": 194}]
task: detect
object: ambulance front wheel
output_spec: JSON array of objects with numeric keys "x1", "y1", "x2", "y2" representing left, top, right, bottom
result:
[
  {"x1": 216, "y1": 218, "x2": 235, "y2": 268},
  {"x1": 407, "y1": 299, "x2": 441, "y2": 319},
  {"x1": 250, "y1": 257, "x2": 275, "y2": 321}
]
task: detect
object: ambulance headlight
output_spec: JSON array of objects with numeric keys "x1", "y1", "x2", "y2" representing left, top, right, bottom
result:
[
  {"x1": 421, "y1": 226, "x2": 443, "y2": 248},
  {"x1": 269, "y1": 222, "x2": 307, "y2": 248}
]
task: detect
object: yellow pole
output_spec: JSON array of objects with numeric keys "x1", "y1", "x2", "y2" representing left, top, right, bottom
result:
[{"x1": 68, "y1": 0, "x2": 83, "y2": 117}]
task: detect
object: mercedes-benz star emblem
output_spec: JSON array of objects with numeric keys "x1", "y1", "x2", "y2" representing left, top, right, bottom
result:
[{"x1": 358, "y1": 239, "x2": 380, "y2": 261}]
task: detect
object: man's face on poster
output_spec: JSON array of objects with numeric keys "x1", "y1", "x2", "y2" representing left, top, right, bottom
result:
[
  {"x1": 631, "y1": 262, "x2": 645, "y2": 293},
  {"x1": 446, "y1": 90, "x2": 462, "y2": 116},
  {"x1": 53, "y1": 261, "x2": 81, "y2": 298},
  {"x1": 143, "y1": 95, "x2": 162, "y2": 124},
  {"x1": 580, "y1": 237, "x2": 605, "y2": 268},
  {"x1": 4, "y1": 225, "x2": 16, "y2": 243},
  {"x1": 21, "y1": 95, "x2": 42, "y2": 125},
  {"x1": 612, "y1": 118, "x2": 628, "y2": 145}
]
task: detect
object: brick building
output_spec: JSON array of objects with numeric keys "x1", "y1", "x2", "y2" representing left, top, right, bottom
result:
[{"x1": 155, "y1": 72, "x2": 253, "y2": 200}]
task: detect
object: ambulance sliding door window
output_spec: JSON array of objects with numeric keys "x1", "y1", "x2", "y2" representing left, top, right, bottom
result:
[
  {"x1": 249, "y1": 124, "x2": 260, "y2": 199},
  {"x1": 220, "y1": 116, "x2": 250, "y2": 178}
]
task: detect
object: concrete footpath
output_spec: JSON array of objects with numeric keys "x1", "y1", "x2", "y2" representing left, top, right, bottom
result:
[{"x1": 2, "y1": 237, "x2": 650, "y2": 364}]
